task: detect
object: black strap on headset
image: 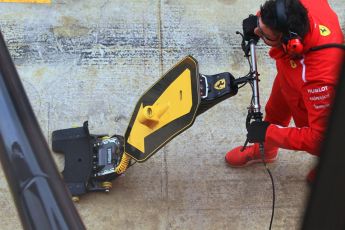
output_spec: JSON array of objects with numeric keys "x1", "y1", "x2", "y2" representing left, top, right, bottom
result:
[
  {"x1": 276, "y1": 0, "x2": 298, "y2": 45},
  {"x1": 276, "y1": 0, "x2": 288, "y2": 30}
]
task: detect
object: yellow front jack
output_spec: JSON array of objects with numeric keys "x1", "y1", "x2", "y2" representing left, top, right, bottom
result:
[{"x1": 123, "y1": 56, "x2": 200, "y2": 162}]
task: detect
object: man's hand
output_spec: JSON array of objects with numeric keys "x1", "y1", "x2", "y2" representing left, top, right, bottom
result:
[
  {"x1": 243, "y1": 14, "x2": 260, "y2": 42},
  {"x1": 247, "y1": 121, "x2": 270, "y2": 143}
]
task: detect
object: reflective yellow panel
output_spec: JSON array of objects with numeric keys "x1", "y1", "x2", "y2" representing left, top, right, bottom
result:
[{"x1": 128, "y1": 68, "x2": 193, "y2": 152}]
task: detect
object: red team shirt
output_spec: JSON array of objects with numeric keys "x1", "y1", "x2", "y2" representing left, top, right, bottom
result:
[{"x1": 264, "y1": 0, "x2": 344, "y2": 155}]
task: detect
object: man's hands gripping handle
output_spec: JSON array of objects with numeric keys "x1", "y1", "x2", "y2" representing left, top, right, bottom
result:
[
  {"x1": 247, "y1": 121, "x2": 270, "y2": 143},
  {"x1": 242, "y1": 14, "x2": 260, "y2": 43}
]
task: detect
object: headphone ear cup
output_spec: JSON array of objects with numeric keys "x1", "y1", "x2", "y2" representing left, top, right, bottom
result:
[{"x1": 286, "y1": 38, "x2": 304, "y2": 56}]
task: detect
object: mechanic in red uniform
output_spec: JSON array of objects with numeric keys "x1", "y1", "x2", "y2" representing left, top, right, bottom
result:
[{"x1": 225, "y1": 0, "x2": 344, "y2": 183}]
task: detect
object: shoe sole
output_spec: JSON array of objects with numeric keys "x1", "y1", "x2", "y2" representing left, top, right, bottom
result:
[{"x1": 225, "y1": 156, "x2": 277, "y2": 168}]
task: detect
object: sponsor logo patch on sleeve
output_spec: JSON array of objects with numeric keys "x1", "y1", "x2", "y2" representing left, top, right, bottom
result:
[{"x1": 307, "y1": 85, "x2": 333, "y2": 110}]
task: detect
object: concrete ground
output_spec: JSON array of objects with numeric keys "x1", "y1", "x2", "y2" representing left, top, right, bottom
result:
[{"x1": 0, "y1": 0, "x2": 344, "y2": 229}]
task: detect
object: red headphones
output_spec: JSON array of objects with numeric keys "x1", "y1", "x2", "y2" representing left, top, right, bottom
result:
[
  {"x1": 282, "y1": 32, "x2": 304, "y2": 56},
  {"x1": 276, "y1": 0, "x2": 304, "y2": 57}
]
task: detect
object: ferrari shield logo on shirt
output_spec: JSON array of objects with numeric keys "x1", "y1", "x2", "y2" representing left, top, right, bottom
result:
[
  {"x1": 214, "y1": 79, "x2": 226, "y2": 90},
  {"x1": 290, "y1": 60, "x2": 297, "y2": 69},
  {"x1": 319, "y1": 25, "x2": 331, "y2": 36}
]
